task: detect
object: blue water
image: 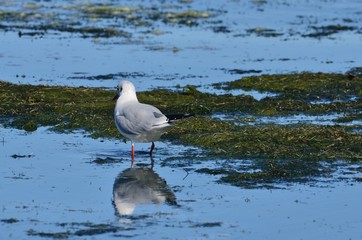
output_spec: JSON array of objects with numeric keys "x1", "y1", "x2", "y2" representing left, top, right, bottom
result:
[
  {"x1": 1, "y1": 127, "x2": 362, "y2": 239},
  {"x1": 0, "y1": 0, "x2": 361, "y2": 92}
]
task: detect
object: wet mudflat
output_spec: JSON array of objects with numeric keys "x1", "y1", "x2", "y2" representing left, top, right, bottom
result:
[{"x1": 1, "y1": 0, "x2": 362, "y2": 239}]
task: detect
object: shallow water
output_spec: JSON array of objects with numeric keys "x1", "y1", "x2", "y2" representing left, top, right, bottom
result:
[
  {"x1": 1, "y1": 127, "x2": 362, "y2": 239},
  {"x1": 1, "y1": 0, "x2": 361, "y2": 94},
  {"x1": 213, "y1": 112, "x2": 362, "y2": 126}
]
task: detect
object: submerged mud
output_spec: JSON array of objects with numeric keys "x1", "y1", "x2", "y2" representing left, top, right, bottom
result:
[
  {"x1": 0, "y1": 2, "x2": 217, "y2": 38},
  {"x1": 0, "y1": 1, "x2": 360, "y2": 40}
]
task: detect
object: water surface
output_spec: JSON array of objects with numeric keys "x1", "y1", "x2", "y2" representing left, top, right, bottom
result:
[
  {"x1": 0, "y1": 0, "x2": 361, "y2": 92},
  {"x1": 1, "y1": 127, "x2": 362, "y2": 239}
]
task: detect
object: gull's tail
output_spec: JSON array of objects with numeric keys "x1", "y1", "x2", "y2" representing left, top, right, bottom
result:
[{"x1": 166, "y1": 113, "x2": 194, "y2": 122}]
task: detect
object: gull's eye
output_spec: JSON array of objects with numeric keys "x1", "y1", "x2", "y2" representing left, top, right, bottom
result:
[{"x1": 116, "y1": 85, "x2": 123, "y2": 92}]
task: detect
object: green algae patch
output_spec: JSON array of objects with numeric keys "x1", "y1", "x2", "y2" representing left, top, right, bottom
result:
[
  {"x1": 83, "y1": 5, "x2": 136, "y2": 16},
  {"x1": 0, "y1": 80, "x2": 118, "y2": 138},
  {"x1": 215, "y1": 72, "x2": 362, "y2": 101},
  {"x1": 163, "y1": 10, "x2": 212, "y2": 26},
  {"x1": 27, "y1": 229, "x2": 70, "y2": 239},
  {"x1": 303, "y1": 24, "x2": 356, "y2": 38},
  {"x1": 335, "y1": 113, "x2": 362, "y2": 123},
  {"x1": 213, "y1": 71, "x2": 362, "y2": 118},
  {"x1": 0, "y1": 80, "x2": 254, "y2": 134},
  {"x1": 214, "y1": 72, "x2": 362, "y2": 122},
  {"x1": 137, "y1": 85, "x2": 256, "y2": 115},
  {"x1": 0, "y1": 79, "x2": 361, "y2": 161},
  {"x1": 218, "y1": 159, "x2": 327, "y2": 189},
  {"x1": 197, "y1": 159, "x2": 328, "y2": 189},
  {"x1": 1, "y1": 218, "x2": 20, "y2": 224},
  {"x1": 0, "y1": 2, "x2": 216, "y2": 38},
  {"x1": 27, "y1": 222, "x2": 133, "y2": 239},
  {"x1": 165, "y1": 117, "x2": 362, "y2": 161},
  {"x1": 139, "y1": 85, "x2": 348, "y2": 117},
  {"x1": 246, "y1": 27, "x2": 283, "y2": 37},
  {"x1": 0, "y1": 81, "x2": 222, "y2": 137}
]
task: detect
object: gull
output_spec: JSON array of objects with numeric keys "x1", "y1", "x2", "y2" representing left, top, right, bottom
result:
[{"x1": 113, "y1": 80, "x2": 192, "y2": 162}]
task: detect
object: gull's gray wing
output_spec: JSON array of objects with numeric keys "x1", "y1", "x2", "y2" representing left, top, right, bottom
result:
[{"x1": 116, "y1": 103, "x2": 169, "y2": 135}]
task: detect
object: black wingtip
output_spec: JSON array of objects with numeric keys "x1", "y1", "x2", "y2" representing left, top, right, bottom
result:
[{"x1": 166, "y1": 113, "x2": 194, "y2": 122}]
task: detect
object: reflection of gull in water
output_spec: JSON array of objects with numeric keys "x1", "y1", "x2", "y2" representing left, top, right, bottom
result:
[{"x1": 113, "y1": 167, "x2": 177, "y2": 216}]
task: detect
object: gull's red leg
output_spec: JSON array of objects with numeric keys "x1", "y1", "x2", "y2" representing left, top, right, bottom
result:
[
  {"x1": 131, "y1": 143, "x2": 135, "y2": 168},
  {"x1": 131, "y1": 143, "x2": 135, "y2": 158}
]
